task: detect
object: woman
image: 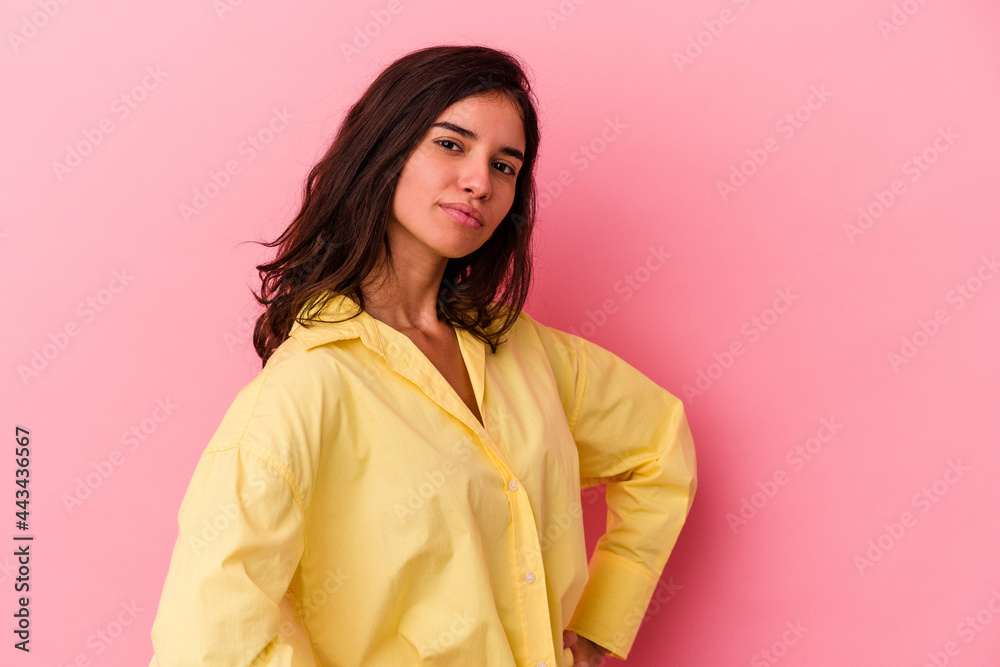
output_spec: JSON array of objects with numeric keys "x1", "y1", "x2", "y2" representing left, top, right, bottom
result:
[{"x1": 149, "y1": 44, "x2": 697, "y2": 666}]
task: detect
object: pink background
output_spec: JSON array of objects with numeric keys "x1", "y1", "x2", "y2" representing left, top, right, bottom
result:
[{"x1": 3, "y1": 1, "x2": 999, "y2": 664}]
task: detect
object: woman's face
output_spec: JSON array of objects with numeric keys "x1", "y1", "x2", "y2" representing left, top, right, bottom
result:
[{"x1": 387, "y1": 92, "x2": 526, "y2": 262}]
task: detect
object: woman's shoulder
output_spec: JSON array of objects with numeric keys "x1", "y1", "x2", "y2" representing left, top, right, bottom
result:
[
  {"x1": 197, "y1": 337, "x2": 350, "y2": 506},
  {"x1": 203, "y1": 338, "x2": 347, "y2": 451},
  {"x1": 506, "y1": 306, "x2": 585, "y2": 355}
]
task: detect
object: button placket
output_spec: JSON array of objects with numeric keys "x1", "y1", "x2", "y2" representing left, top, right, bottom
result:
[{"x1": 503, "y1": 461, "x2": 554, "y2": 666}]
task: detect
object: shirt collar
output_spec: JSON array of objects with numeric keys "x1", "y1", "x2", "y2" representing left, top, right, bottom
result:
[
  {"x1": 286, "y1": 291, "x2": 487, "y2": 358},
  {"x1": 289, "y1": 291, "x2": 383, "y2": 352},
  {"x1": 288, "y1": 290, "x2": 490, "y2": 437}
]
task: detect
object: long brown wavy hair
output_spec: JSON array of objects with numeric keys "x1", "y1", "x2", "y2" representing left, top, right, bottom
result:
[{"x1": 249, "y1": 45, "x2": 541, "y2": 367}]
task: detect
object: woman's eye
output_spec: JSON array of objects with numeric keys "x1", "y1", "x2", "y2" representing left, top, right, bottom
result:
[{"x1": 436, "y1": 139, "x2": 516, "y2": 176}]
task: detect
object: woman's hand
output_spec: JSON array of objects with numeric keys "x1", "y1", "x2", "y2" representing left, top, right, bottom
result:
[{"x1": 563, "y1": 630, "x2": 609, "y2": 666}]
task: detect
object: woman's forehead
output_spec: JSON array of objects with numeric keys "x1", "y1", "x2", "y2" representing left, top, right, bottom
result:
[{"x1": 431, "y1": 95, "x2": 525, "y2": 148}]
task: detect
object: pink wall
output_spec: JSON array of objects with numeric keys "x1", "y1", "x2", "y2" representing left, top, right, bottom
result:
[{"x1": 4, "y1": 0, "x2": 998, "y2": 664}]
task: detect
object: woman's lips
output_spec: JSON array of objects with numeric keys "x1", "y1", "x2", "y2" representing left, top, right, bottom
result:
[{"x1": 441, "y1": 205, "x2": 483, "y2": 229}]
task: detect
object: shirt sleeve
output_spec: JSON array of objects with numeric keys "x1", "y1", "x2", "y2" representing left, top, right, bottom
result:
[
  {"x1": 531, "y1": 318, "x2": 698, "y2": 660},
  {"x1": 148, "y1": 445, "x2": 315, "y2": 666}
]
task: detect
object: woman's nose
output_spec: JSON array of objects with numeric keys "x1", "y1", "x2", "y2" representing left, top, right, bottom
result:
[{"x1": 458, "y1": 159, "x2": 492, "y2": 199}]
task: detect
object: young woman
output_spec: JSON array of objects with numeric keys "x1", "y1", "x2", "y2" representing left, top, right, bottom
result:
[{"x1": 149, "y1": 44, "x2": 697, "y2": 667}]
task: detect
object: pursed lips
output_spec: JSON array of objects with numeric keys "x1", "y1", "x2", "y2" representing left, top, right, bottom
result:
[{"x1": 441, "y1": 204, "x2": 483, "y2": 228}]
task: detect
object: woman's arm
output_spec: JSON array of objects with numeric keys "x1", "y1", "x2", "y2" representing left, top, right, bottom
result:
[
  {"x1": 149, "y1": 342, "x2": 330, "y2": 666},
  {"x1": 528, "y1": 315, "x2": 698, "y2": 660},
  {"x1": 149, "y1": 445, "x2": 313, "y2": 666}
]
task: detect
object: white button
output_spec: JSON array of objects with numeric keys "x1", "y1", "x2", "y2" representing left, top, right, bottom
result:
[
  {"x1": 537, "y1": 663, "x2": 547, "y2": 667},
  {"x1": 525, "y1": 571, "x2": 535, "y2": 583},
  {"x1": 507, "y1": 480, "x2": 519, "y2": 491}
]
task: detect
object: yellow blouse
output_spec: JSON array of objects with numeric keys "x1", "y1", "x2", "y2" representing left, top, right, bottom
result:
[{"x1": 148, "y1": 292, "x2": 697, "y2": 666}]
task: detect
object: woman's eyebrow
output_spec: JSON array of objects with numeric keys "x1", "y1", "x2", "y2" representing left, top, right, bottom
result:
[{"x1": 431, "y1": 121, "x2": 525, "y2": 163}]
